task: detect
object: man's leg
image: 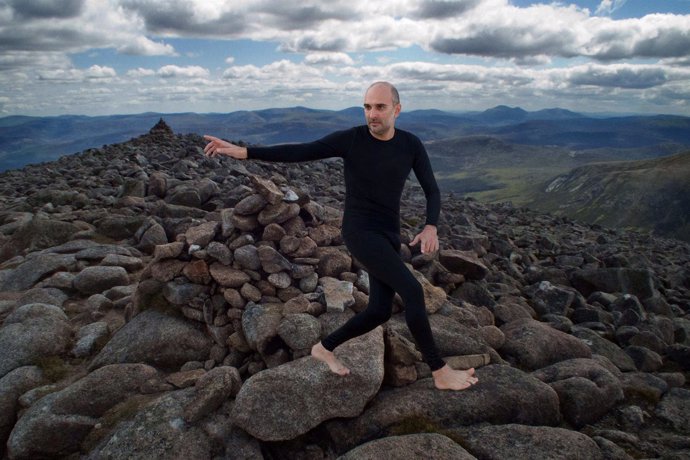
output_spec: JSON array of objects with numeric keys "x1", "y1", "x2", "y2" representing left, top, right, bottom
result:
[
  {"x1": 321, "y1": 273, "x2": 394, "y2": 351},
  {"x1": 318, "y1": 231, "x2": 443, "y2": 370},
  {"x1": 315, "y1": 230, "x2": 479, "y2": 389},
  {"x1": 313, "y1": 234, "x2": 396, "y2": 375}
]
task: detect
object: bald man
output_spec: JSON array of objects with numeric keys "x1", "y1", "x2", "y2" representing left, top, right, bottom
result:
[{"x1": 204, "y1": 82, "x2": 478, "y2": 390}]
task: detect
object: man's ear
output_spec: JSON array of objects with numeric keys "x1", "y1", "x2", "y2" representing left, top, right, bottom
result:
[{"x1": 394, "y1": 103, "x2": 401, "y2": 118}]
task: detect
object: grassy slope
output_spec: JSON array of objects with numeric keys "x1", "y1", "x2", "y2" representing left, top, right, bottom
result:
[
  {"x1": 426, "y1": 135, "x2": 688, "y2": 205},
  {"x1": 527, "y1": 152, "x2": 690, "y2": 241}
]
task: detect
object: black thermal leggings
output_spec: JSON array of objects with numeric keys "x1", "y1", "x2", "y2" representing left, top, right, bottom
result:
[{"x1": 321, "y1": 230, "x2": 446, "y2": 371}]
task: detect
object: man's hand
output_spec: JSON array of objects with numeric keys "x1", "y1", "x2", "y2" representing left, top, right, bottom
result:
[
  {"x1": 203, "y1": 135, "x2": 248, "y2": 159},
  {"x1": 410, "y1": 225, "x2": 439, "y2": 254}
]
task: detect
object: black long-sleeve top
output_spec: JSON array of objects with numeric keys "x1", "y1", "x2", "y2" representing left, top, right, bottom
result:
[{"x1": 247, "y1": 125, "x2": 441, "y2": 235}]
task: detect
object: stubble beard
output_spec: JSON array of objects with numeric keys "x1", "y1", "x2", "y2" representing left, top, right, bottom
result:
[{"x1": 367, "y1": 119, "x2": 389, "y2": 137}]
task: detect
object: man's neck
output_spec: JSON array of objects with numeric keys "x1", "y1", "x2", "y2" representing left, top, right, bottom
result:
[{"x1": 369, "y1": 127, "x2": 395, "y2": 141}]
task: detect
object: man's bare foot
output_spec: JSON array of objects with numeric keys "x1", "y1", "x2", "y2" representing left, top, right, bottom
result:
[
  {"x1": 311, "y1": 342, "x2": 350, "y2": 376},
  {"x1": 432, "y1": 365, "x2": 478, "y2": 390}
]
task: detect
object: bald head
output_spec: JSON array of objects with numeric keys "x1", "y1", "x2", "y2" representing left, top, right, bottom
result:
[
  {"x1": 366, "y1": 81, "x2": 400, "y2": 106},
  {"x1": 363, "y1": 81, "x2": 401, "y2": 140}
]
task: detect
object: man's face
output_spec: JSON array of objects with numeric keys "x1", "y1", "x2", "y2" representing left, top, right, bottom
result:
[{"x1": 363, "y1": 84, "x2": 401, "y2": 140}]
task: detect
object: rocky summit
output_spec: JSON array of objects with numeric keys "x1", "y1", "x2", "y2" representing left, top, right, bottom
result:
[{"x1": 0, "y1": 120, "x2": 689, "y2": 459}]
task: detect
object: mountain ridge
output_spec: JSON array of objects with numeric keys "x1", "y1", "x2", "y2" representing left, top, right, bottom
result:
[{"x1": 3, "y1": 106, "x2": 689, "y2": 172}]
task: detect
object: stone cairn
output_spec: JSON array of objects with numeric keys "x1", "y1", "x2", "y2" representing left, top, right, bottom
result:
[{"x1": 131, "y1": 172, "x2": 489, "y2": 384}]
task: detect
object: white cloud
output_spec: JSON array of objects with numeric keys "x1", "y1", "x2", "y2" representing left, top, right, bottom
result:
[
  {"x1": 84, "y1": 65, "x2": 117, "y2": 79},
  {"x1": 116, "y1": 36, "x2": 176, "y2": 56},
  {"x1": 37, "y1": 65, "x2": 116, "y2": 81},
  {"x1": 127, "y1": 67, "x2": 157, "y2": 77},
  {"x1": 157, "y1": 65, "x2": 210, "y2": 78},
  {"x1": 595, "y1": 0, "x2": 628, "y2": 16},
  {"x1": 304, "y1": 52, "x2": 354, "y2": 66}
]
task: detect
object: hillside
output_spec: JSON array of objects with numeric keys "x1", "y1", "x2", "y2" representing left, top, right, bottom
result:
[
  {"x1": 425, "y1": 135, "x2": 681, "y2": 198},
  {"x1": 0, "y1": 121, "x2": 688, "y2": 458},
  {"x1": 531, "y1": 152, "x2": 690, "y2": 242}
]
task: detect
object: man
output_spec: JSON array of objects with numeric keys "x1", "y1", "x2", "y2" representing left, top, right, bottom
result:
[{"x1": 204, "y1": 82, "x2": 478, "y2": 390}]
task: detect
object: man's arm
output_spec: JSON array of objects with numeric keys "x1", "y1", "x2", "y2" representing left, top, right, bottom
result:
[
  {"x1": 410, "y1": 138, "x2": 441, "y2": 253},
  {"x1": 204, "y1": 128, "x2": 354, "y2": 163}
]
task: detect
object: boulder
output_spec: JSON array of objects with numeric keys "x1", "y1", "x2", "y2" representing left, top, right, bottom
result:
[
  {"x1": 85, "y1": 388, "x2": 213, "y2": 460},
  {"x1": 0, "y1": 366, "x2": 46, "y2": 456},
  {"x1": 620, "y1": 372, "x2": 668, "y2": 402},
  {"x1": 72, "y1": 321, "x2": 110, "y2": 358},
  {"x1": 184, "y1": 221, "x2": 219, "y2": 247},
  {"x1": 7, "y1": 363, "x2": 160, "y2": 459},
  {"x1": 500, "y1": 318, "x2": 591, "y2": 370},
  {"x1": 101, "y1": 254, "x2": 144, "y2": 272},
  {"x1": 162, "y1": 281, "x2": 208, "y2": 305},
  {"x1": 241, "y1": 303, "x2": 283, "y2": 355},
  {"x1": 257, "y1": 202, "x2": 300, "y2": 226},
  {"x1": 232, "y1": 327, "x2": 385, "y2": 441},
  {"x1": 625, "y1": 345, "x2": 663, "y2": 372},
  {"x1": 209, "y1": 263, "x2": 251, "y2": 288},
  {"x1": 250, "y1": 175, "x2": 283, "y2": 204},
  {"x1": 16, "y1": 287, "x2": 68, "y2": 308},
  {"x1": 320, "y1": 276, "x2": 355, "y2": 313},
  {"x1": 96, "y1": 215, "x2": 147, "y2": 240},
  {"x1": 0, "y1": 217, "x2": 81, "y2": 262},
  {"x1": 234, "y1": 193, "x2": 268, "y2": 215},
  {"x1": 258, "y1": 245, "x2": 293, "y2": 273},
  {"x1": 73, "y1": 266, "x2": 130, "y2": 295},
  {"x1": 317, "y1": 247, "x2": 352, "y2": 278},
  {"x1": 532, "y1": 358, "x2": 624, "y2": 428},
  {"x1": 338, "y1": 433, "x2": 475, "y2": 460},
  {"x1": 411, "y1": 266, "x2": 447, "y2": 314},
  {"x1": 183, "y1": 366, "x2": 242, "y2": 423},
  {"x1": 655, "y1": 388, "x2": 690, "y2": 432},
  {"x1": 326, "y1": 364, "x2": 560, "y2": 453},
  {"x1": 570, "y1": 268, "x2": 655, "y2": 300},
  {"x1": 0, "y1": 303, "x2": 72, "y2": 378},
  {"x1": 389, "y1": 314, "x2": 493, "y2": 359},
  {"x1": 451, "y1": 424, "x2": 603, "y2": 460},
  {"x1": 0, "y1": 253, "x2": 76, "y2": 292},
  {"x1": 233, "y1": 244, "x2": 261, "y2": 271},
  {"x1": 571, "y1": 327, "x2": 636, "y2": 372},
  {"x1": 277, "y1": 313, "x2": 321, "y2": 351},
  {"x1": 528, "y1": 281, "x2": 576, "y2": 317},
  {"x1": 439, "y1": 249, "x2": 488, "y2": 280},
  {"x1": 89, "y1": 310, "x2": 212, "y2": 371}
]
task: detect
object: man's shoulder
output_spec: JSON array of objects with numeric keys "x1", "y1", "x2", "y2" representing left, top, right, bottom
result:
[{"x1": 394, "y1": 128, "x2": 424, "y2": 147}]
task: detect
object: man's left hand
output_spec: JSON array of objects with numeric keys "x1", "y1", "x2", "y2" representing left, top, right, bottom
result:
[{"x1": 410, "y1": 225, "x2": 439, "y2": 254}]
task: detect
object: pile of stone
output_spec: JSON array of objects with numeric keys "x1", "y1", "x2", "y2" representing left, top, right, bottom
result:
[
  {"x1": 126, "y1": 172, "x2": 494, "y2": 383},
  {"x1": 0, "y1": 121, "x2": 689, "y2": 459}
]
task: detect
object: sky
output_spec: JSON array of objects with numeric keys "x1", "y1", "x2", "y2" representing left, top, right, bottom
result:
[{"x1": 1, "y1": 0, "x2": 689, "y2": 117}]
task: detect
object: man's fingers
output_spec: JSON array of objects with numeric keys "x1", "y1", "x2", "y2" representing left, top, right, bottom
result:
[{"x1": 410, "y1": 235, "x2": 420, "y2": 246}]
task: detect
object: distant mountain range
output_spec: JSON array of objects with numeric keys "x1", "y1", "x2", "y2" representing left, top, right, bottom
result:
[{"x1": 2, "y1": 106, "x2": 689, "y2": 172}]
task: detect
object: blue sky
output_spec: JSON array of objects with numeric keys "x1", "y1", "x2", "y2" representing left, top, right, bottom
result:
[{"x1": 1, "y1": 0, "x2": 689, "y2": 116}]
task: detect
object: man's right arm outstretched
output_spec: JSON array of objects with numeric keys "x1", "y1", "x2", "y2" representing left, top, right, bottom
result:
[{"x1": 203, "y1": 129, "x2": 353, "y2": 163}]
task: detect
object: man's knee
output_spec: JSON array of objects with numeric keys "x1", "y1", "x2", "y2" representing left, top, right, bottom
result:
[
  {"x1": 400, "y1": 280, "x2": 425, "y2": 307},
  {"x1": 363, "y1": 305, "x2": 392, "y2": 325}
]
